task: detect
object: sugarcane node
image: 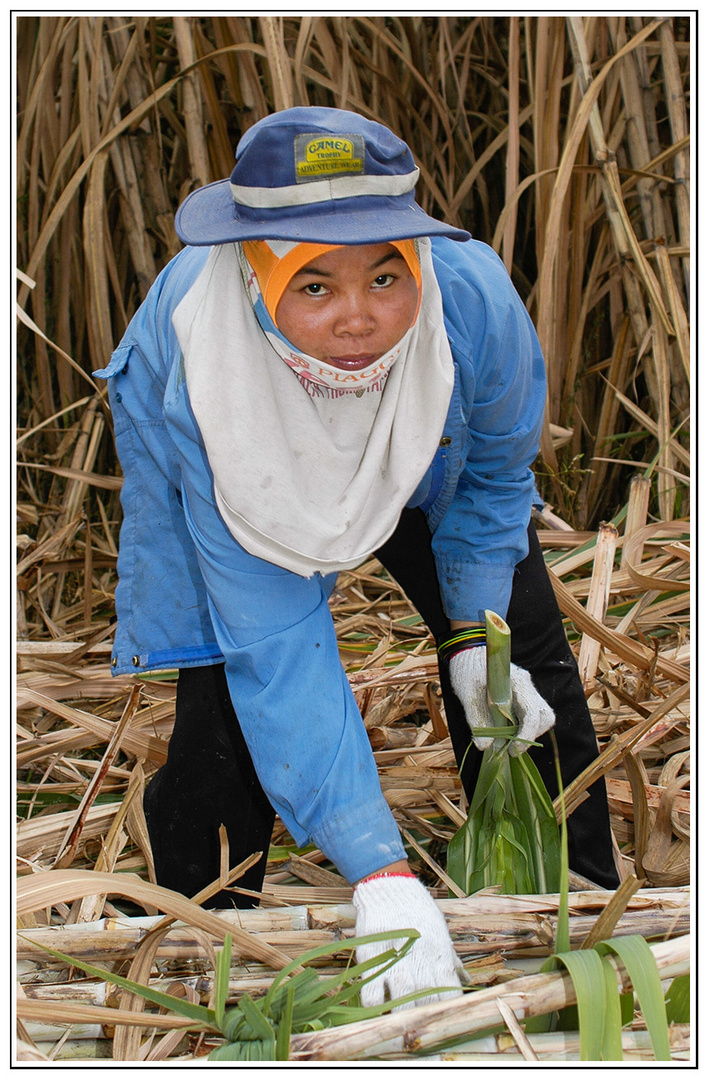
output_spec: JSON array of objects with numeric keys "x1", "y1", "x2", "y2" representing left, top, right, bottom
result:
[{"x1": 485, "y1": 611, "x2": 508, "y2": 633}]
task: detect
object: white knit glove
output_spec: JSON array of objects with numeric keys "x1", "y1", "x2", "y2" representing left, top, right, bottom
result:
[
  {"x1": 353, "y1": 875, "x2": 465, "y2": 1010},
  {"x1": 449, "y1": 647, "x2": 555, "y2": 757}
]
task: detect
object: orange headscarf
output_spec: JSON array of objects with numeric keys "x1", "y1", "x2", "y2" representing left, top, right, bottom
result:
[{"x1": 242, "y1": 239, "x2": 422, "y2": 328}]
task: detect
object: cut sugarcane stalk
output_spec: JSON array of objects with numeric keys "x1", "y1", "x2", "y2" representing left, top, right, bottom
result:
[
  {"x1": 446, "y1": 611, "x2": 561, "y2": 896},
  {"x1": 485, "y1": 610, "x2": 515, "y2": 747}
]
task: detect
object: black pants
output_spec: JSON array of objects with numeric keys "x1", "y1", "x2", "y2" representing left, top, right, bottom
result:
[
  {"x1": 377, "y1": 511, "x2": 619, "y2": 889},
  {"x1": 143, "y1": 662, "x2": 276, "y2": 908},
  {"x1": 143, "y1": 510, "x2": 619, "y2": 905}
]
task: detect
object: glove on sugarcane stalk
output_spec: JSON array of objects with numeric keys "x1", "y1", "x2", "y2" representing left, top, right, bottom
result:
[
  {"x1": 353, "y1": 875, "x2": 465, "y2": 1009},
  {"x1": 449, "y1": 647, "x2": 555, "y2": 756}
]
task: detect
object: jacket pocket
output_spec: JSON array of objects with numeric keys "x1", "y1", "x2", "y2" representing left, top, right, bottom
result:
[{"x1": 93, "y1": 343, "x2": 131, "y2": 380}]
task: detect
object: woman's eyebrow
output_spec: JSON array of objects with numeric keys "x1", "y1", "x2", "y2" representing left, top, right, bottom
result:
[
  {"x1": 370, "y1": 251, "x2": 405, "y2": 270},
  {"x1": 293, "y1": 251, "x2": 405, "y2": 279},
  {"x1": 291, "y1": 265, "x2": 332, "y2": 278}
]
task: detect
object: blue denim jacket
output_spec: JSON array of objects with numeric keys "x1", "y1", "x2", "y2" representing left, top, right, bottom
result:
[{"x1": 95, "y1": 235, "x2": 546, "y2": 882}]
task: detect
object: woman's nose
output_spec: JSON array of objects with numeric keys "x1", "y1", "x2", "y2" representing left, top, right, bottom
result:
[{"x1": 333, "y1": 292, "x2": 376, "y2": 336}]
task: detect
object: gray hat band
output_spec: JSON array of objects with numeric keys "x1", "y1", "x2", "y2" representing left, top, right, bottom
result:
[{"x1": 230, "y1": 168, "x2": 420, "y2": 209}]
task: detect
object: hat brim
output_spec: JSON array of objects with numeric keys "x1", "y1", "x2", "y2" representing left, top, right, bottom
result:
[{"x1": 174, "y1": 179, "x2": 470, "y2": 246}]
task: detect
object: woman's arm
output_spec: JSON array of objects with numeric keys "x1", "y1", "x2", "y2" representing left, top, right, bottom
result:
[
  {"x1": 430, "y1": 239, "x2": 547, "y2": 624},
  {"x1": 165, "y1": 392, "x2": 407, "y2": 885}
]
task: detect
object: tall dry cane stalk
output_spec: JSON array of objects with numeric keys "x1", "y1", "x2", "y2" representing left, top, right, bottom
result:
[
  {"x1": 658, "y1": 22, "x2": 690, "y2": 297},
  {"x1": 566, "y1": 17, "x2": 680, "y2": 522},
  {"x1": 174, "y1": 17, "x2": 211, "y2": 187},
  {"x1": 527, "y1": 17, "x2": 689, "y2": 524},
  {"x1": 17, "y1": 15, "x2": 689, "y2": 529}
]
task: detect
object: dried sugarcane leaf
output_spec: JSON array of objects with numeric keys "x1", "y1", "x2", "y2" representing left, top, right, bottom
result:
[
  {"x1": 577, "y1": 524, "x2": 618, "y2": 692},
  {"x1": 641, "y1": 772, "x2": 691, "y2": 887},
  {"x1": 548, "y1": 572, "x2": 689, "y2": 684},
  {"x1": 622, "y1": 751, "x2": 652, "y2": 878},
  {"x1": 16, "y1": 870, "x2": 292, "y2": 969},
  {"x1": 54, "y1": 685, "x2": 141, "y2": 868},
  {"x1": 71, "y1": 765, "x2": 147, "y2": 923},
  {"x1": 497, "y1": 996, "x2": 539, "y2": 1060},
  {"x1": 18, "y1": 688, "x2": 167, "y2": 764},
  {"x1": 16, "y1": 997, "x2": 199, "y2": 1033},
  {"x1": 579, "y1": 874, "x2": 641, "y2": 949}
]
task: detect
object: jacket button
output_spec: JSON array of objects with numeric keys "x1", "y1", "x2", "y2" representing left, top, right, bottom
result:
[
  {"x1": 439, "y1": 436, "x2": 452, "y2": 447},
  {"x1": 131, "y1": 655, "x2": 141, "y2": 667},
  {"x1": 111, "y1": 656, "x2": 117, "y2": 668}
]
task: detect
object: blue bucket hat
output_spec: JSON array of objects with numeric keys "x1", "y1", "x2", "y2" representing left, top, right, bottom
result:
[{"x1": 175, "y1": 106, "x2": 470, "y2": 246}]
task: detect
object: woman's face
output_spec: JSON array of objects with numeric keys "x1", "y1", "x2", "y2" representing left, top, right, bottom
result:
[{"x1": 275, "y1": 243, "x2": 419, "y2": 370}]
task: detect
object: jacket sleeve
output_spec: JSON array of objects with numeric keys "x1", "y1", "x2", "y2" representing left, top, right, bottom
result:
[
  {"x1": 163, "y1": 375, "x2": 407, "y2": 885},
  {"x1": 430, "y1": 240, "x2": 547, "y2": 622}
]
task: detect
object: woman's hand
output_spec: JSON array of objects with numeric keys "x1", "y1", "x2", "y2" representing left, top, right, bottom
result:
[
  {"x1": 352, "y1": 872, "x2": 466, "y2": 1009},
  {"x1": 448, "y1": 646, "x2": 555, "y2": 756}
]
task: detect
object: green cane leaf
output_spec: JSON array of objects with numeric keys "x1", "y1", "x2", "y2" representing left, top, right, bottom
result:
[
  {"x1": 262, "y1": 928, "x2": 418, "y2": 1010},
  {"x1": 665, "y1": 974, "x2": 690, "y2": 1024},
  {"x1": 541, "y1": 949, "x2": 607, "y2": 1061},
  {"x1": 596, "y1": 936, "x2": 672, "y2": 1061},
  {"x1": 269, "y1": 967, "x2": 321, "y2": 1021},
  {"x1": 620, "y1": 990, "x2": 636, "y2": 1026},
  {"x1": 511, "y1": 752, "x2": 561, "y2": 892},
  {"x1": 237, "y1": 992, "x2": 277, "y2": 1041},
  {"x1": 221, "y1": 1005, "x2": 247, "y2": 1044},
  {"x1": 599, "y1": 948, "x2": 624, "y2": 1060},
  {"x1": 275, "y1": 985, "x2": 295, "y2": 1061},
  {"x1": 553, "y1": 741, "x2": 571, "y2": 955},
  {"x1": 447, "y1": 611, "x2": 563, "y2": 900},
  {"x1": 209, "y1": 1037, "x2": 275, "y2": 1061},
  {"x1": 213, "y1": 933, "x2": 232, "y2": 1029},
  {"x1": 446, "y1": 812, "x2": 477, "y2": 893},
  {"x1": 208, "y1": 1042, "x2": 248, "y2": 1061}
]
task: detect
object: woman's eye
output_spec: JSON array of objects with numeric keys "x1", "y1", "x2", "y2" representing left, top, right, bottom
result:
[
  {"x1": 303, "y1": 282, "x2": 327, "y2": 296},
  {"x1": 372, "y1": 273, "x2": 395, "y2": 288}
]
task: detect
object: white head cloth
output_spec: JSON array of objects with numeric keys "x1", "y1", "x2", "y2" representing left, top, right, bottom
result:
[{"x1": 172, "y1": 238, "x2": 454, "y2": 577}]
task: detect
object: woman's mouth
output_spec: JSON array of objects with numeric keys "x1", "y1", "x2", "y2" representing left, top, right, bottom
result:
[{"x1": 326, "y1": 354, "x2": 380, "y2": 371}]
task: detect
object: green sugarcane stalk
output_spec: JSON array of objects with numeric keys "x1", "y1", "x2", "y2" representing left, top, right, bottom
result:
[
  {"x1": 447, "y1": 610, "x2": 561, "y2": 897},
  {"x1": 484, "y1": 610, "x2": 516, "y2": 747}
]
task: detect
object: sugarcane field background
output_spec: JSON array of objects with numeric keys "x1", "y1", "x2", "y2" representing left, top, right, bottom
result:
[{"x1": 15, "y1": 15, "x2": 693, "y2": 1063}]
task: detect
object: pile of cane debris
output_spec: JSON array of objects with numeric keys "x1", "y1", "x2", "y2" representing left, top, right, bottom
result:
[{"x1": 16, "y1": 495, "x2": 691, "y2": 1061}]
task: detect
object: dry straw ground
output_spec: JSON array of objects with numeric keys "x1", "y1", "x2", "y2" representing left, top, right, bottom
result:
[{"x1": 16, "y1": 15, "x2": 691, "y2": 1063}]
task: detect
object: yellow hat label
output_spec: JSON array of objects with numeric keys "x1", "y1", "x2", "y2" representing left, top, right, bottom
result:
[{"x1": 295, "y1": 133, "x2": 365, "y2": 182}]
